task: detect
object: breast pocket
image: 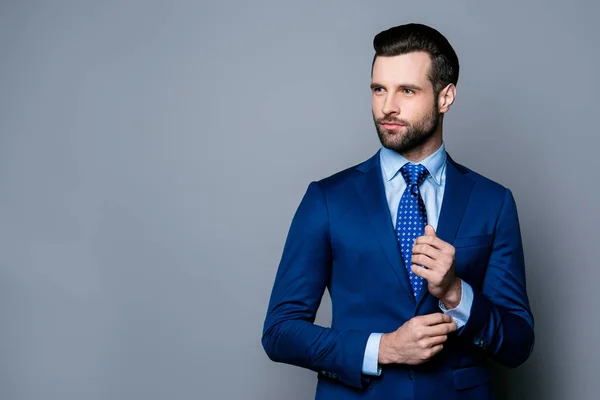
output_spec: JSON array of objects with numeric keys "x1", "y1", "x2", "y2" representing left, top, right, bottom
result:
[
  {"x1": 453, "y1": 234, "x2": 491, "y2": 249},
  {"x1": 452, "y1": 234, "x2": 492, "y2": 287}
]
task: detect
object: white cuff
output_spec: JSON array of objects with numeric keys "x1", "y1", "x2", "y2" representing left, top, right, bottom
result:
[
  {"x1": 361, "y1": 333, "x2": 383, "y2": 376},
  {"x1": 438, "y1": 279, "x2": 473, "y2": 329}
]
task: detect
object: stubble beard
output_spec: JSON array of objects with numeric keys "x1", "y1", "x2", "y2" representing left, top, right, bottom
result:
[{"x1": 374, "y1": 104, "x2": 440, "y2": 154}]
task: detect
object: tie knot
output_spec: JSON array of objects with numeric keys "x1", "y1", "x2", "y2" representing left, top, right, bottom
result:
[{"x1": 400, "y1": 163, "x2": 429, "y2": 186}]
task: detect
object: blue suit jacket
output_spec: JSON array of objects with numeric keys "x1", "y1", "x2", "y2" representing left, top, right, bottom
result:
[{"x1": 262, "y1": 150, "x2": 534, "y2": 400}]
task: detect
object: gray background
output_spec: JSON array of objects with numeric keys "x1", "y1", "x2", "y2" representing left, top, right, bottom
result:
[{"x1": 0, "y1": 0, "x2": 598, "y2": 399}]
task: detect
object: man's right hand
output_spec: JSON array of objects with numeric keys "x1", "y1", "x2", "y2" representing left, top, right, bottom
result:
[{"x1": 378, "y1": 313, "x2": 457, "y2": 365}]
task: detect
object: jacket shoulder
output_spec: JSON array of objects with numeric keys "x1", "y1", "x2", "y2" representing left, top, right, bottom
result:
[
  {"x1": 314, "y1": 151, "x2": 379, "y2": 190},
  {"x1": 453, "y1": 158, "x2": 507, "y2": 189}
]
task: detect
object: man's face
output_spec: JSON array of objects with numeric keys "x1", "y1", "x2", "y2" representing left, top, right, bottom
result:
[{"x1": 371, "y1": 52, "x2": 440, "y2": 154}]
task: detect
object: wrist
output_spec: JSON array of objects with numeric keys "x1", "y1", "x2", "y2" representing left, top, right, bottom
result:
[
  {"x1": 378, "y1": 333, "x2": 394, "y2": 365},
  {"x1": 442, "y1": 278, "x2": 462, "y2": 309}
]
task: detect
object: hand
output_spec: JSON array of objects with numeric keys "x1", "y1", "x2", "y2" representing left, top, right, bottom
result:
[
  {"x1": 378, "y1": 313, "x2": 457, "y2": 365},
  {"x1": 410, "y1": 225, "x2": 461, "y2": 308}
]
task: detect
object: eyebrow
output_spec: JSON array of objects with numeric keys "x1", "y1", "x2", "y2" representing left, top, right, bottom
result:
[{"x1": 370, "y1": 82, "x2": 424, "y2": 91}]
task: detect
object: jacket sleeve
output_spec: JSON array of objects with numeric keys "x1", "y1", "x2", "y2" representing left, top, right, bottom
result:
[
  {"x1": 261, "y1": 181, "x2": 372, "y2": 389},
  {"x1": 458, "y1": 188, "x2": 535, "y2": 367}
]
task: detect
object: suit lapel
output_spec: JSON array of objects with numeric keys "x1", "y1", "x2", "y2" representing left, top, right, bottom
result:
[
  {"x1": 415, "y1": 155, "x2": 475, "y2": 309},
  {"x1": 353, "y1": 151, "x2": 416, "y2": 304}
]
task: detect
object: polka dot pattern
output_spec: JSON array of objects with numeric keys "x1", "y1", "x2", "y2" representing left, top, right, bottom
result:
[{"x1": 396, "y1": 163, "x2": 429, "y2": 297}]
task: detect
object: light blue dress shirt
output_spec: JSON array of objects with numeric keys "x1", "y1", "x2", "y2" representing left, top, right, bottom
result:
[{"x1": 361, "y1": 142, "x2": 474, "y2": 376}]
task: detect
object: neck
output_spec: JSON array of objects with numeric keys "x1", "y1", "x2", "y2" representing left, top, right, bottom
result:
[{"x1": 400, "y1": 130, "x2": 443, "y2": 162}]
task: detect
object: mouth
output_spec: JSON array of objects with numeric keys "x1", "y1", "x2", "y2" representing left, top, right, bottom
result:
[{"x1": 380, "y1": 122, "x2": 405, "y2": 130}]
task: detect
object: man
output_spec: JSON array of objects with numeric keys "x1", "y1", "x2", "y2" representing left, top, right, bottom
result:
[{"x1": 261, "y1": 23, "x2": 534, "y2": 400}]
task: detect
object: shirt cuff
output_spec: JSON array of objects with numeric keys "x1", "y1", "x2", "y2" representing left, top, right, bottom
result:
[
  {"x1": 361, "y1": 332, "x2": 383, "y2": 376},
  {"x1": 438, "y1": 279, "x2": 473, "y2": 329}
]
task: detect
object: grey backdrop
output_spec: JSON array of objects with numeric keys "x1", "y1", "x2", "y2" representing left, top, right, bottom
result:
[{"x1": 0, "y1": 1, "x2": 598, "y2": 399}]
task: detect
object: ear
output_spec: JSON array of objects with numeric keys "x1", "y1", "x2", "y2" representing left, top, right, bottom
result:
[{"x1": 437, "y1": 83, "x2": 456, "y2": 114}]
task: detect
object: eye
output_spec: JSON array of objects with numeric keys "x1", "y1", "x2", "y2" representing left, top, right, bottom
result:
[
  {"x1": 372, "y1": 87, "x2": 385, "y2": 94},
  {"x1": 402, "y1": 88, "x2": 415, "y2": 95}
]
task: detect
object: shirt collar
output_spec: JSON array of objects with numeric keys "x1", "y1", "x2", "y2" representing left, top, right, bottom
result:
[{"x1": 379, "y1": 141, "x2": 447, "y2": 185}]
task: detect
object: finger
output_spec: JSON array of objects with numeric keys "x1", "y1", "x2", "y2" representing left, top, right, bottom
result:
[
  {"x1": 411, "y1": 264, "x2": 435, "y2": 280},
  {"x1": 411, "y1": 245, "x2": 440, "y2": 264},
  {"x1": 412, "y1": 248, "x2": 453, "y2": 273},
  {"x1": 424, "y1": 225, "x2": 437, "y2": 237},
  {"x1": 424, "y1": 334, "x2": 448, "y2": 347},
  {"x1": 412, "y1": 243, "x2": 441, "y2": 258},
  {"x1": 425, "y1": 321, "x2": 457, "y2": 336},
  {"x1": 416, "y1": 312, "x2": 453, "y2": 326},
  {"x1": 427, "y1": 344, "x2": 444, "y2": 358},
  {"x1": 414, "y1": 234, "x2": 452, "y2": 252}
]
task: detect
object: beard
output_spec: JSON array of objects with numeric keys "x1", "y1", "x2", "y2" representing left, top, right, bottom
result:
[{"x1": 373, "y1": 104, "x2": 440, "y2": 154}]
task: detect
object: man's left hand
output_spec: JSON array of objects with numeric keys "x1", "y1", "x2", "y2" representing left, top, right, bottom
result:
[{"x1": 410, "y1": 225, "x2": 461, "y2": 308}]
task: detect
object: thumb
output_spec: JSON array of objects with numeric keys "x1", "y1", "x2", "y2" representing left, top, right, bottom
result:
[{"x1": 424, "y1": 225, "x2": 437, "y2": 237}]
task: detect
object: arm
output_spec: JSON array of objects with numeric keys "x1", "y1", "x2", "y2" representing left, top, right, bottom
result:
[
  {"x1": 261, "y1": 181, "x2": 372, "y2": 389},
  {"x1": 457, "y1": 188, "x2": 535, "y2": 367},
  {"x1": 439, "y1": 279, "x2": 474, "y2": 329}
]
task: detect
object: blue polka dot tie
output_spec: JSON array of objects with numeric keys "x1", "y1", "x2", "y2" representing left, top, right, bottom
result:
[{"x1": 396, "y1": 163, "x2": 430, "y2": 297}]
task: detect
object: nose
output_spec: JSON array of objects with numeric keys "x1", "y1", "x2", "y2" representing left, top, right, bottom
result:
[{"x1": 381, "y1": 93, "x2": 400, "y2": 116}]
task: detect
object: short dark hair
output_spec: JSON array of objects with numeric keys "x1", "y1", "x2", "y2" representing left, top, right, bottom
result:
[{"x1": 372, "y1": 23, "x2": 459, "y2": 95}]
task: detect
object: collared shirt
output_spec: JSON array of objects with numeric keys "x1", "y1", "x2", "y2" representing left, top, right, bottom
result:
[
  {"x1": 379, "y1": 141, "x2": 447, "y2": 230},
  {"x1": 361, "y1": 141, "x2": 474, "y2": 376}
]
